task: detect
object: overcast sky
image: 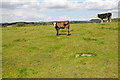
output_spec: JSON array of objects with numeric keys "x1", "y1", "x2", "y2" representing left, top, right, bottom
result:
[{"x1": 0, "y1": 0, "x2": 119, "y2": 23}]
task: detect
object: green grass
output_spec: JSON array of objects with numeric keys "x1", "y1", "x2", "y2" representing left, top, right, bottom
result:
[{"x1": 2, "y1": 22, "x2": 118, "y2": 78}]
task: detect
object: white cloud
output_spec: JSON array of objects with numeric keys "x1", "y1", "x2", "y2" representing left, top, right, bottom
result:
[
  {"x1": 43, "y1": 16, "x2": 70, "y2": 22},
  {"x1": 59, "y1": 16, "x2": 71, "y2": 20},
  {"x1": 39, "y1": 0, "x2": 118, "y2": 11},
  {"x1": 1, "y1": 0, "x2": 119, "y2": 23},
  {"x1": 2, "y1": 7, "x2": 47, "y2": 23},
  {"x1": 2, "y1": 0, "x2": 118, "y2": 11},
  {"x1": 83, "y1": 0, "x2": 118, "y2": 11}
]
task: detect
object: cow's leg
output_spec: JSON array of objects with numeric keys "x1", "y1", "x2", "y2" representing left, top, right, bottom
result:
[
  {"x1": 108, "y1": 16, "x2": 111, "y2": 22},
  {"x1": 110, "y1": 19, "x2": 112, "y2": 22},
  {"x1": 55, "y1": 27, "x2": 59, "y2": 35},
  {"x1": 100, "y1": 19, "x2": 103, "y2": 23},
  {"x1": 56, "y1": 29, "x2": 60, "y2": 35},
  {"x1": 66, "y1": 26, "x2": 70, "y2": 36},
  {"x1": 107, "y1": 18, "x2": 109, "y2": 22},
  {"x1": 67, "y1": 29, "x2": 70, "y2": 35},
  {"x1": 109, "y1": 17, "x2": 111, "y2": 22}
]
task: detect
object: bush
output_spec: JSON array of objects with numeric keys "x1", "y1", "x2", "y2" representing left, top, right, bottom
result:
[{"x1": 15, "y1": 22, "x2": 26, "y2": 27}]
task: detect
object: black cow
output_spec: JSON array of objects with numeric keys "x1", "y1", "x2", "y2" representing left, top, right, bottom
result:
[{"x1": 97, "y1": 13, "x2": 112, "y2": 23}]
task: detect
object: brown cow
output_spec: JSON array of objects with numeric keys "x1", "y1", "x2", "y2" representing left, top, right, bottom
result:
[{"x1": 52, "y1": 21, "x2": 70, "y2": 36}]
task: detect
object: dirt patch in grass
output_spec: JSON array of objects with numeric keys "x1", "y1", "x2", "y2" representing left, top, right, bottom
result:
[{"x1": 75, "y1": 52, "x2": 97, "y2": 57}]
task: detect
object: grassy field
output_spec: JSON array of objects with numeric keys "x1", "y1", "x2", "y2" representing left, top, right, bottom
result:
[{"x1": 2, "y1": 21, "x2": 118, "y2": 78}]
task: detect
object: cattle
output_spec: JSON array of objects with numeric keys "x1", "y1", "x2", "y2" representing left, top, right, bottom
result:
[
  {"x1": 52, "y1": 21, "x2": 70, "y2": 36},
  {"x1": 97, "y1": 13, "x2": 112, "y2": 23}
]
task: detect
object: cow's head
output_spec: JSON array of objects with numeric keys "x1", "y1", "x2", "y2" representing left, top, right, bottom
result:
[{"x1": 52, "y1": 22, "x2": 57, "y2": 27}]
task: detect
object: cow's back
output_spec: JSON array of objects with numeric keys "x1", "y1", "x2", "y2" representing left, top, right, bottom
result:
[
  {"x1": 98, "y1": 13, "x2": 112, "y2": 19},
  {"x1": 57, "y1": 21, "x2": 69, "y2": 28},
  {"x1": 106, "y1": 13, "x2": 112, "y2": 17}
]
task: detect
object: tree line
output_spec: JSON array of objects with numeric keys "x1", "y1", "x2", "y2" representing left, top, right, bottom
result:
[{"x1": 1, "y1": 18, "x2": 119, "y2": 27}]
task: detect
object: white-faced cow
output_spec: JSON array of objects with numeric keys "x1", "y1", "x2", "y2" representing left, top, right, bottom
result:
[
  {"x1": 52, "y1": 21, "x2": 70, "y2": 36},
  {"x1": 97, "y1": 13, "x2": 112, "y2": 23}
]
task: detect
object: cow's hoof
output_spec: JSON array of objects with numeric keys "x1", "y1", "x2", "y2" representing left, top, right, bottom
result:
[
  {"x1": 59, "y1": 34, "x2": 62, "y2": 35},
  {"x1": 67, "y1": 34, "x2": 71, "y2": 36}
]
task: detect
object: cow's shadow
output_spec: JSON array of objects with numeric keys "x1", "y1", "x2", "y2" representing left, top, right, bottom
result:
[{"x1": 57, "y1": 33, "x2": 71, "y2": 36}]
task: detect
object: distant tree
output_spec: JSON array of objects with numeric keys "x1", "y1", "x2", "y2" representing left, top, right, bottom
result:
[
  {"x1": 90, "y1": 19, "x2": 101, "y2": 23},
  {"x1": 15, "y1": 22, "x2": 26, "y2": 27}
]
